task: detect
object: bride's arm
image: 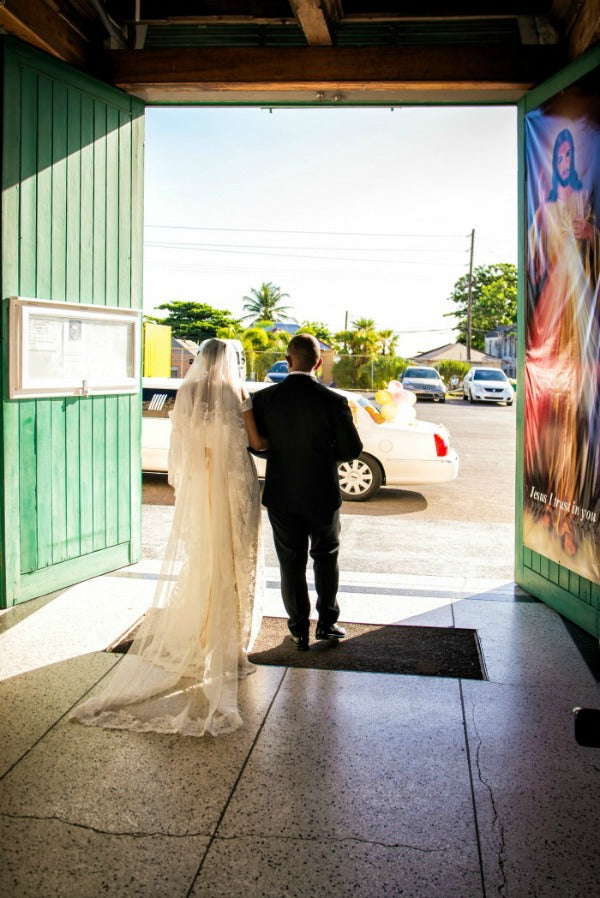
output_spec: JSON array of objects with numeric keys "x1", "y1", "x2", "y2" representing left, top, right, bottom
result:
[{"x1": 241, "y1": 389, "x2": 268, "y2": 451}]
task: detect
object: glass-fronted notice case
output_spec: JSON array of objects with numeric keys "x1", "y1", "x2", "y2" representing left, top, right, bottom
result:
[{"x1": 9, "y1": 297, "x2": 141, "y2": 398}]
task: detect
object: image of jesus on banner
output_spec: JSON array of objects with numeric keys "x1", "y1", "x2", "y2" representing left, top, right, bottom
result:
[{"x1": 523, "y1": 85, "x2": 600, "y2": 584}]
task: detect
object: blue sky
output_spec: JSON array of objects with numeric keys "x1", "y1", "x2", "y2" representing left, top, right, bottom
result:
[{"x1": 143, "y1": 105, "x2": 517, "y2": 357}]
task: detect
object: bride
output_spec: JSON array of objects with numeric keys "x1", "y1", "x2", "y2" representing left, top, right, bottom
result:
[{"x1": 71, "y1": 339, "x2": 267, "y2": 737}]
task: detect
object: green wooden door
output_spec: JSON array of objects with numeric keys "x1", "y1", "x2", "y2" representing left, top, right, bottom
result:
[
  {"x1": 516, "y1": 44, "x2": 600, "y2": 637},
  {"x1": 0, "y1": 38, "x2": 144, "y2": 606}
]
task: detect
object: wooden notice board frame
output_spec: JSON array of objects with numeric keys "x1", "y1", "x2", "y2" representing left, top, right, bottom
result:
[{"x1": 8, "y1": 297, "x2": 141, "y2": 399}]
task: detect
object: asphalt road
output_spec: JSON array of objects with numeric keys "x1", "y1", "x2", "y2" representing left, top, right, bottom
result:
[
  {"x1": 142, "y1": 396, "x2": 517, "y2": 582},
  {"x1": 356, "y1": 395, "x2": 516, "y2": 525}
]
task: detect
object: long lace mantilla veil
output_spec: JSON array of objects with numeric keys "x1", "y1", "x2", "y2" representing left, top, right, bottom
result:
[{"x1": 71, "y1": 340, "x2": 264, "y2": 736}]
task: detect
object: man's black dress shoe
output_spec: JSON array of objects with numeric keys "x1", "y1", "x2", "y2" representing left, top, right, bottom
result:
[
  {"x1": 315, "y1": 623, "x2": 346, "y2": 640},
  {"x1": 289, "y1": 634, "x2": 309, "y2": 652}
]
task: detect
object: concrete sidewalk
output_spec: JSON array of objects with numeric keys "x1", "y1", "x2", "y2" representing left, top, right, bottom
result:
[{"x1": 1, "y1": 557, "x2": 599, "y2": 897}]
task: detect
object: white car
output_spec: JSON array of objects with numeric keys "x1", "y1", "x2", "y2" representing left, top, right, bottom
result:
[
  {"x1": 462, "y1": 367, "x2": 514, "y2": 405},
  {"x1": 142, "y1": 378, "x2": 459, "y2": 501}
]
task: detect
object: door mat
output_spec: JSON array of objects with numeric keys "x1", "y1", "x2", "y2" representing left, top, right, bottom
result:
[
  {"x1": 248, "y1": 617, "x2": 486, "y2": 680},
  {"x1": 108, "y1": 616, "x2": 486, "y2": 680}
]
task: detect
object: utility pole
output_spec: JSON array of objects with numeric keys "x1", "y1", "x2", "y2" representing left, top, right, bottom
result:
[
  {"x1": 343, "y1": 310, "x2": 349, "y2": 355},
  {"x1": 466, "y1": 229, "x2": 475, "y2": 361}
]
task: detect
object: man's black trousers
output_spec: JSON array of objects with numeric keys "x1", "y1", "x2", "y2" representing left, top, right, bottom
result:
[{"x1": 267, "y1": 507, "x2": 341, "y2": 638}]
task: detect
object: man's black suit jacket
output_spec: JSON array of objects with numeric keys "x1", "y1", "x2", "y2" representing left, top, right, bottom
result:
[{"x1": 251, "y1": 374, "x2": 363, "y2": 519}]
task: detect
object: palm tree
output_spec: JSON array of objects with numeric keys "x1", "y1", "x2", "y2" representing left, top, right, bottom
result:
[
  {"x1": 348, "y1": 318, "x2": 380, "y2": 357},
  {"x1": 377, "y1": 328, "x2": 398, "y2": 356},
  {"x1": 242, "y1": 282, "x2": 293, "y2": 323}
]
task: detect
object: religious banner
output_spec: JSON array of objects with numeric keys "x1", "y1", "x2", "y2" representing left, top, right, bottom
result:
[{"x1": 523, "y1": 73, "x2": 600, "y2": 584}]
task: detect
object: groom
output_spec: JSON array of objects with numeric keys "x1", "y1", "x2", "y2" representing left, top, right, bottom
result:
[{"x1": 251, "y1": 334, "x2": 363, "y2": 651}]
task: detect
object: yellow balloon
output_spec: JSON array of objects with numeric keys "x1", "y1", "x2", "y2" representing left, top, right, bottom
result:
[
  {"x1": 375, "y1": 389, "x2": 393, "y2": 405},
  {"x1": 381, "y1": 402, "x2": 398, "y2": 421}
]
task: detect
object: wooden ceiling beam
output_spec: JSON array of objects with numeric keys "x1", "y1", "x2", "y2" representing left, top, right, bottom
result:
[
  {"x1": 119, "y1": 15, "x2": 297, "y2": 25},
  {"x1": 107, "y1": 44, "x2": 565, "y2": 95},
  {"x1": 0, "y1": 0, "x2": 89, "y2": 68},
  {"x1": 287, "y1": 0, "x2": 341, "y2": 45},
  {"x1": 552, "y1": 0, "x2": 600, "y2": 58},
  {"x1": 339, "y1": 2, "x2": 552, "y2": 14}
]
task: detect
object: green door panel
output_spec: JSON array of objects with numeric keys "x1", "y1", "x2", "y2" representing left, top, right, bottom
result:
[{"x1": 1, "y1": 38, "x2": 144, "y2": 606}]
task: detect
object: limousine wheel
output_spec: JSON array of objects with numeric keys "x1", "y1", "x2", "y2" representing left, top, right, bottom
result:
[{"x1": 338, "y1": 453, "x2": 383, "y2": 501}]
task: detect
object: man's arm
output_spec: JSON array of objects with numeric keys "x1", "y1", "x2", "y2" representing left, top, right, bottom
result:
[
  {"x1": 332, "y1": 395, "x2": 363, "y2": 461},
  {"x1": 249, "y1": 388, "x2": 266, "y2": 434},
  {"x1": 244, "y1": 389, "x2": 270, "y2": 457},
  {"x1": 241, "y1": 389, "x2": 268, "y2": 451}
]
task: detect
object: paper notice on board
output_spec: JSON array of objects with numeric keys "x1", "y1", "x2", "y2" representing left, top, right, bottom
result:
[{"x1": 28, "y1": 316, "x2": 64, "y2": 379}]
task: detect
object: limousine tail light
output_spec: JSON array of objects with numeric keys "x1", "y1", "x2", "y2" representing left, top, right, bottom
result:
[{"x1": 434, "y1": 432, "x2": 449, "y2": 457}]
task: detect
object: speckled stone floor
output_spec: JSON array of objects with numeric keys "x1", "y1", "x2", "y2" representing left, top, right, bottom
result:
[{"x1": 1, "y1": 561, "x2": 599, "y2": 898}]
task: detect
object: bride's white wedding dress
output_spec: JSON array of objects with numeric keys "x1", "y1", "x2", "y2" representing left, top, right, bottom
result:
[{"x1": 71, "y1": 341, "x2": 263, "y2": 737}]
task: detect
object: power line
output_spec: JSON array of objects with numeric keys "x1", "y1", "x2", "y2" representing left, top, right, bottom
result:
[
  {"x1": 145, "y1": 223, "x2": 467, "y2": 240},
  {"x1": 144, "y1": 261, "x2": 455, "y2": 286},
  {"x1": 145, "y1": 239, "x2": 460, "y2": 255},
  {"x1": 144, "y1": 241, "x2": 462, "y2": 267},
  {"x1": 394, "y1": 327, "x2": 456, "y2": 334}
]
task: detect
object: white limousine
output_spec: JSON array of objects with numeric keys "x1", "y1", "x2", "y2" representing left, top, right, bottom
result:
[{"x1": 141, "y1": 378, "x2": 459, "y2": 502}]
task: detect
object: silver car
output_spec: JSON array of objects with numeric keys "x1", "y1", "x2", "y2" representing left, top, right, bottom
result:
[{"x1": 401, "y1": 366, "x2": 446, "y2": 402}]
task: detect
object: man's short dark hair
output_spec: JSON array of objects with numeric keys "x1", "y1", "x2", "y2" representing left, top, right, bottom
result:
[{"x1": 287, "y1": 333, "x2": 321, "y2": 371}]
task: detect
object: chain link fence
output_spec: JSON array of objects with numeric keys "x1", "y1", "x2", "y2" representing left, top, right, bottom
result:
[{"x1": 247, "y1": 351, "x2": 472, "y2": 392}]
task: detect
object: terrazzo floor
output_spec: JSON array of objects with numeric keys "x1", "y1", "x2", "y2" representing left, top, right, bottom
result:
[{"x1": 1, "y1": 560, "x2": 599, "y2": 897}]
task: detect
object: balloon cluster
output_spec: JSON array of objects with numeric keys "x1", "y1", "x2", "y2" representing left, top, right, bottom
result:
[{"x1": 372, "y1": 380, "x2": 417, "y2": 424}]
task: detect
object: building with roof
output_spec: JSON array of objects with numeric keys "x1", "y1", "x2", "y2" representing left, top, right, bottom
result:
[
  {"x1": 410, "y1": 342, "x2": 500, "y2": 366},
  {"x1": 485, "y1": 325, "x2": 517, "y2": 378},
  {"x1": 170, "y1": 337, "x2": 199, "y2": 378}
]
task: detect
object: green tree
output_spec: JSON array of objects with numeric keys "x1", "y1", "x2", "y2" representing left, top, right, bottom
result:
[
  {"x1": 377, "y1": 328, "x2": 398, "y2": 356},
  {"x1": 299, "y1": 320, "x2": 337, "y2": 347},
  {"x1": 349, "y1": 318, "x2": 381, "y2": 356},
  {"x1": 151, "y1": 301, "x2": 239, "y2": 343},
  {"x1": 446, "y1": 263, "x2": 517, "y2": 352},
  {"x1": 436, "y1": 360, "x2": 471, "y2": 388},
  {"x1": 242, "y1": 282, "x2": 293, "y2": 324},
  {"x1": 357, "y1": 355, "x2": 408, "y2": 391},
  {"x1": 333, "y1": 317, "x2": 394, "y2": 387},
  {"x1": 217, "y1": 323, "x2": 290, "y2": 382}
]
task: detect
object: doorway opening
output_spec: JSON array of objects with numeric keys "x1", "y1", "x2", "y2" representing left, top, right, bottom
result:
[{"x1": 141, "y1": 105, "x2": 518, "y2": 589}]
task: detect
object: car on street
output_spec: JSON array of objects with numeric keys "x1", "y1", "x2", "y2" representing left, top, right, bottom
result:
[
  {"x1": 462, "y1": 367, "x2": 514, "y2": 405},
  {"x1": 141, "y1": 378, "x2": 182, "y2": 473},
  {"x1": 142, "y1": 378, "x2": 459, "y2": 501},
  {"x1": 264, "y1": 360, "x2": 289, "y2": 383},
  {"x1": 401, "y1": 366, "x2": 446, "y2": 402}
]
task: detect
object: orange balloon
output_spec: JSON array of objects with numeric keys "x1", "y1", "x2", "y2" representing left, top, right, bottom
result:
[{"x1": 364, "y1": 404, "x2": 385, "y2": 424}]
